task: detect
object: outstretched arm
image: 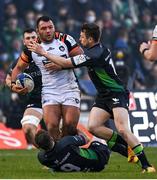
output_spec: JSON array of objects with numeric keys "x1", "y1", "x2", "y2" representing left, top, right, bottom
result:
[{"x1": 27, "y1": 42, "x2": 74, "y2": 68}]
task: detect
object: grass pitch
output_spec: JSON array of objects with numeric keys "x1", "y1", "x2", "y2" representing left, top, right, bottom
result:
[{"x1": 0, "y1": 148, "x2": 157, "y2": 179}]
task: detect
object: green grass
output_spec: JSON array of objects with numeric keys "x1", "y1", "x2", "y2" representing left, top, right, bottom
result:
[{"x1": 0, "y1": 148, "x2": 157, "y2": 179}]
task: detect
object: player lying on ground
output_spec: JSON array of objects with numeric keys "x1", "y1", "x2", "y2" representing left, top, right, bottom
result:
[{"x1": 35, "y1": 129, "x2": 110, "y2": 172}]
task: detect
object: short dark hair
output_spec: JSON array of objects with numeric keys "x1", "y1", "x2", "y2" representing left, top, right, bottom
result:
[
  {"x1": 81, "y1": 23, "x2": 101, "y2": 42},
  {"x1": 23, "y1": 28, "x2": 36, "y2": 36},
  {"x1": 36, "y1": 15, "x2": 53, "y2": 28},
  {"x1": 35, "y1": 130, "x2": 54, "y2": 151}
]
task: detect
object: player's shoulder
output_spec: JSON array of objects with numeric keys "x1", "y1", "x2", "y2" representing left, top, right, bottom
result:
[
  {"x1": 97, "y1": 44, "x2": 111, "y2": 58},
  {"x1": 54, "y1": 32, "x2": 76, "y2": 45},
  {"x1": 23, "y1": 45, "x2": 32, "y2": 56}
]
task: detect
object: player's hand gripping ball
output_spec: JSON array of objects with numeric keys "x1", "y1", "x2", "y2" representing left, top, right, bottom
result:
[{"x1": 16, "y1": 73, "x2": 34, "y2": 93}]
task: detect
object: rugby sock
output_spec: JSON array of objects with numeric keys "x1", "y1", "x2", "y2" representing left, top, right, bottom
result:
[
  {"x1": 109, "y1": 142, "x2": 128, "y2": 157},
  {"x1": 132, "y1": 144, "x2": 151, "y2": 168},
  {"x1": 107, "y1": 131, "x2": 127, "y2": 148},
  {"x1": 107, "y1": 131, "x2": 128, "y2": 157}
]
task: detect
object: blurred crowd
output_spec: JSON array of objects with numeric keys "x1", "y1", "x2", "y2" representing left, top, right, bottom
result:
[{"x1": 1, "y1": 0, "x2": 157, "y2": 128}]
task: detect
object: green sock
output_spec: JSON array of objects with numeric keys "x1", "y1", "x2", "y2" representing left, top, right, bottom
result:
[
  {"x1": 107, "y1": 131, "x2": 127, "y2": 148},
  {"x1": 107, "y1": 131, "x2": 118, "y2": 149},
  {"x1": 133, "y1": 144, "x2": 151, "y2": 168},
  {"x1": 107, "y1": 132, "x2": 128, "y2": 157}
]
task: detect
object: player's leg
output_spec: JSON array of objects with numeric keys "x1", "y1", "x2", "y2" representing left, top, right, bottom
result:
[
  {"x1": 62, "y1": 105, "x2": 80, "y2": 136},
  {"x1": 88, "y1": 107, "x2": 129, "y2": 157},
  {"x1": 88, "y1": 107, "x2": 112, "y2": 139},
  {"x1": 113, "y1": 107, "x2": 156, "y2": 172},
  {"x1": 21, "y1": 107, "x2": 42, "y2": 149},
  {"x1": 61, "y1": 90, "x2": 80, "y2": 137},
  {"x1": 43, "y1": 105, "x2": 62, "y2": 141}
]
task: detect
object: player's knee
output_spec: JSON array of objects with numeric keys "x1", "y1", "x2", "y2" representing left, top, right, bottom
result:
[
  {"x1": 47, "y1": 122, "x2": 60, "y2": 135},
  {"x1": 23, "y1": 124, "x2": 34, "y2": 133},
  {"x1": 23, "y1": 126, "x2": 35, "y2": 141},
  {"x1": 62, "y1": 125, "x2": 77, "y2": 136},
  {"x1": 118, "y1": 128, "x2": 129, "y2": 140}
]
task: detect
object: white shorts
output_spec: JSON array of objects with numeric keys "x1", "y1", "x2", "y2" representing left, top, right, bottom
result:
[
  {"x1": 21, "y1": 108, "x2": 43, "y2": 127},
  {"x1": 42, "y1": 90, "x2": 80, "y2": 108}
]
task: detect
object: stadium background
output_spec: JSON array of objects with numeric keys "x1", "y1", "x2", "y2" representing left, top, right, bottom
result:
[{"x1": 0, "y1": 0, "x2": 157, "y2": 149}]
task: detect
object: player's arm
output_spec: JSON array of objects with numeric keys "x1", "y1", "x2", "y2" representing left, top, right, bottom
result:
[
  {"x1": 139, "y1": 25, "x2": 157, "y2": 61},
  {"x1": 28, "y1": 42, "x2": 90, "y2": 68},
  {"x1": 139, "y1": 41, "x2": 157, "y2": 61},
  {"x1": 69, "y1": 45, "x2": 83, "y2": 57},
  {"x1": 28, "y1": 41, "x2": 74, "y2": 68},
  {"x1": 11, "y1": 52, "x2": 30, "y2": 94}
]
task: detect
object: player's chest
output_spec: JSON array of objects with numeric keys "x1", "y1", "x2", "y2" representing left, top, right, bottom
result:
[{"x1": 32, "y1": 40, "x2": 69, "y2": 64}]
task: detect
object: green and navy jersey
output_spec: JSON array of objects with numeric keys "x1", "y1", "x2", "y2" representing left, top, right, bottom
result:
[
  {"x1": 71, "y1": 44, "x2": 127, "y2": 94},
  {"x1": 37, "y1": 135, "x2": 109, "y2": 172}
]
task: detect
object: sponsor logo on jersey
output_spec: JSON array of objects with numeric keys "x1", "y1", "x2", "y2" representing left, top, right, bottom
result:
[
  {"x1": 66, "y1": 35, "x2": 76, "y2": 46},
  {"x1": 75, "y1": 98, "x2": 80, "y2": 104},
  {"x1": 59, "y1": 46, "x2": 65, "y2": 52},
  {"x1": 73, "y1": 55, "x2": 86, "y2": 65},
  {"x1": 47, "y1": 47, "x2": 55, "y2": 51}
]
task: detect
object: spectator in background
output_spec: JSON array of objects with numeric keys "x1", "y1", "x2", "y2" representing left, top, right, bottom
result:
[
  {"x1": 32, "y1": 0, "x2": 45, "y2": 14},
  {"x1": 55, "y1": 6, "x2": 69, "y2": 32},
  {"x1": 137, "y1": 9, "x2": 153, "y2": 40},
  {"x1": 84, "y1": 10, "x2": 96, "y2": 23},
  {"x1": 3, "y1": 2, "x2": 24, "y2": 28},
  {"x1": 4, "y1": 2, "x2": 18, "y2": 19},
  {"x1": 113, "y1": 27, "x2": 134, "y2": 87},
  {"x1": 2, "y1": 17, "x2": 22, "y2": 58},
  {"x1": 65, "y1": 17, "x2": 81, "y2": 40},
  {"x1": 70, "y1": 0, "x2": 91, "y2": 22},
  {"x1": 100, "y1": 9, "x2": 118, "y2": 48},
  {"x1": 24, "y1": 10, "x2": 36, "y2": 28}
]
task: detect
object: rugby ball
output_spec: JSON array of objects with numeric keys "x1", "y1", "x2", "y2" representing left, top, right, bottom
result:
[{"x1": 16, "y1": 73, "x2": 34, "y2": 93}]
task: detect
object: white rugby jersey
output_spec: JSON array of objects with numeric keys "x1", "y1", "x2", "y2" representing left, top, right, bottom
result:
[{"x1": 20, "y1": 32, "x2": 80, "y2": 92}]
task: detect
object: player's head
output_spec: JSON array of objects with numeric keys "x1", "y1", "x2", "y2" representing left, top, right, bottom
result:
[
  {"x1": 79, "y1": 23, "x2": 101, "y2": 48},
  {"x1": 23, "y1": 28, "x2": 38, "y2": 46},
  {"x1": 36, "y1": 15, "x2": 55, "y2": 43},
  {"x1": 35, "y1": 130, "x2": 55, "y2": 151}
]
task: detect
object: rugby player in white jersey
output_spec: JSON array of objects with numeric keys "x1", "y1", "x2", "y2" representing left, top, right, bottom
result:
[{"x1": 11, "y1": 16, "x2": 83, "y2": 140}]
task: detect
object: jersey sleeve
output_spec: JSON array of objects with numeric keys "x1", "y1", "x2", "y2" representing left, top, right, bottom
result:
[
  {"x1": 57, "y1": 135, "x2": 86, "y2": 150},
  {"x1": 63, "y1": 34, "x2": 79, "y2": 53},
  {"x1": 19, "y1": 46, "x2": 32, "y2": 63},
  {"x1": 71, "y1": 54, "x2": 93, "y2": 67}
]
